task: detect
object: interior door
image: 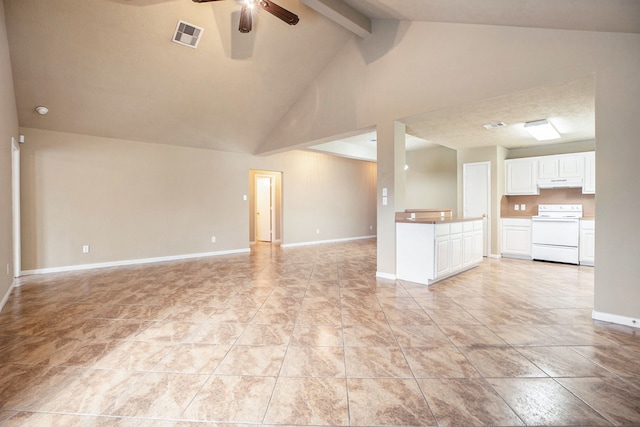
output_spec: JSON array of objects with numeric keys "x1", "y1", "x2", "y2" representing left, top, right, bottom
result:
[
  {"x1": 463, "y1": 161, "x2": 490, "y2": 256},
  {"x1": 256, "y1": 176, "x2": 272, "y2": 242}
]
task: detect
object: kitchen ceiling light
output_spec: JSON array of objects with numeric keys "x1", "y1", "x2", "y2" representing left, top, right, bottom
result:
[{"x1": 524, "y1": 119, "x2": 560, "y2": 141}]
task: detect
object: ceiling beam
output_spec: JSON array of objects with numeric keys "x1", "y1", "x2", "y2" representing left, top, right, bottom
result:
[{"x1": 300, "y1": 0, "x2": 371, "y2": 38}]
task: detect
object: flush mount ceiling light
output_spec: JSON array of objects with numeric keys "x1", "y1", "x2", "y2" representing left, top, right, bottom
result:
[
  {"x1": 524, "y1": 119, "x2": 561, "y2": 141},
  {"x1": 35, "y1": 106, "x2": 49, "y2": 115}
]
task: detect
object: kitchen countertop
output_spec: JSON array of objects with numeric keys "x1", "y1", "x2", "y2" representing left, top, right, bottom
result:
[{"x1": 396, "y1": 217, "x2": 483, "y2": 224}]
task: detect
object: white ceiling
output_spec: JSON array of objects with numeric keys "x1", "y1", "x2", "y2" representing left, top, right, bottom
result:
[{"x1": 4, "y1": 0, "x2": 629, "y2": 156}]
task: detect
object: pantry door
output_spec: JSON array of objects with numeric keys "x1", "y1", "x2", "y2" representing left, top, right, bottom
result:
[{"x1": 463, "y1": 161, "x2": 490, "y2": 257}]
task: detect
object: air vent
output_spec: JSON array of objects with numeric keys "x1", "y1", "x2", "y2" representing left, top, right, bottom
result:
[
  {"x1": 172, "y1": 20, "x2": 203, "y2": 48},
  {"x1": 482, "y1": 121, "x2": 507, "y2": 130}
]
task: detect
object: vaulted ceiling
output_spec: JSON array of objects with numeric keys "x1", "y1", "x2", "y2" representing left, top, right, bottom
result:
[{"x1": 4, "y1": 0, "x2": 639, "y2": 154}]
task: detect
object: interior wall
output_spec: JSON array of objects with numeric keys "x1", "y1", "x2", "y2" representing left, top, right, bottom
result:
[
  {"x1": 0, "y1": 0, "x2": 18, "y2": 307},
  {"x1": 405, "y1": 145, "x2": 457, "y2": 213},
  {"x1": 19, "y1": 128, "x2": 377, "y2": 272}
]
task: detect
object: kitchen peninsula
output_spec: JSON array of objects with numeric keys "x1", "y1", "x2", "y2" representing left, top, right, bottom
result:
[{"x1": 396, "y1": 209, "x2": 484, "y2": 285}]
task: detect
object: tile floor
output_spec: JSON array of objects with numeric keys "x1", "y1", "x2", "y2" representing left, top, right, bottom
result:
[{"x1": 0, "y1": 239, "x2": 639, "y2": 426}]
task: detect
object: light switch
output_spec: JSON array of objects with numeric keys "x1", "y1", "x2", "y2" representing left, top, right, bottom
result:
[
  {"x1": 521, "y1": 204, "x2": 526, "y2": 210},
  {"x1": 382, "y1": 188, "x2": 388, "y2": 197},
  {"x1": 382, "y1": 196, "x2": 388, "y2": 206},
  {"x1": 514, "y1": 204, "x2": 519, "y2": 211}
]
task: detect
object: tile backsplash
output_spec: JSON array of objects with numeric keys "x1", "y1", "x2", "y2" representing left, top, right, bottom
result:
[{"x1": 501, "y1": 188, "x2": 595, "y2": 218}]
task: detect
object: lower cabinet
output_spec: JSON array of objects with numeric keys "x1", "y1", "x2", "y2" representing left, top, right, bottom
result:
[
  {"x1": 501, "y1": 218, "x2": 532, "y2": 259},
  {"x1": 580, "y1": 220, "x2": 595, "y2": 266},
  {"x1": 397, "y1": 220, "x2": 483, "y2": 285}
]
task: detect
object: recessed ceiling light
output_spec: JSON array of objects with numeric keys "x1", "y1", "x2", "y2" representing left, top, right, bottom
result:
[{"x1": 524, "y1": 119, "x2": 561, "y2": 141}]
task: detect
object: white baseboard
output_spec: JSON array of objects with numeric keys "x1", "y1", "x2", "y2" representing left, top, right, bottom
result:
[
  {"x1": 592, "y1": 310, "x2": 640, "y2": 329},
  {"x1": 281, "y1": 235, "x2": 375, "y2": 249},
  {"x1": 488, "y1": 253, "x2": 501, "y2": 259},
  {"x1": 0, "y1": 279, "x2": 16, "y2": 312},
  {"x1": 376, "y1": 271, "x2": 396, "y2": 280},
  {"x1": 19, "y1": 248, "x2": 251, "y2": 278}
]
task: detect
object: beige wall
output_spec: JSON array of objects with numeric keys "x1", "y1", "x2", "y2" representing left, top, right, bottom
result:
[
  {"x1": 405, "y1": 146, "x2": 457, "y2": 213},
  {"x1": 0, "y1": 0, "x2": 18, "y2": 305},
  {"x1": 507, "y1": 140, "x2": 595, "y2": 159},
  {"x1": 19, "y1": 128, "x2": 377, "y2": 271},
  {"x1": 262, "y1": 21, "x2": 640, "y2": 323}
]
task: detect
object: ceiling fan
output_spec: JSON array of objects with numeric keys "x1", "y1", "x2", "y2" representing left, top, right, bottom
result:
[{"x1": 192, "y1": 0, "x2": 299, "y2": 33}]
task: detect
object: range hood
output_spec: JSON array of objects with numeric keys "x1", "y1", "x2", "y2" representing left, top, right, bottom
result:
[{"x1": 537, "y1": 177, "x2": 583, "y2": 189}]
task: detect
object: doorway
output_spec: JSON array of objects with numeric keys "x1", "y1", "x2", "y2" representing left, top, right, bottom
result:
[
  {"x1": 463, "y1": 161, "x2": 491, "y2": 257},
  {"x1": 249, "y1": 170, "x2": 282, "y2": 245},
  {"x1": 255, "y1": 175, "x2": 274, "y2": 242}
]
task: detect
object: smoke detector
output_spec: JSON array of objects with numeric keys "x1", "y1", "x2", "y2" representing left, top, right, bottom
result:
[{"x1": 35, "y1": 106, "x2": 49, "y2": 115}]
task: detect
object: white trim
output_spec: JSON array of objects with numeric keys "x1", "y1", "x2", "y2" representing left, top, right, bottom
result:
[
  {"x1": 463, "y1": 161, "x2": 491, "y2": 257},
  {"x1": 19, "y1": 248, "x2": 250, "y2": 278},
  {"x1": 12, "y1": 137, "x2": 21, "y2": 277},
  {"x1": 592, "y1": 310, "x2": 640, "y2": 329},
  {"x1": 281, "y1": 235, "x2": 376, "y2": 248},
  {"x1": 375, "y1": 271, "x2": 396, "y2": 280},
  {"x1": 0, "y1": 279, "x2": 16, "y2": 312}
]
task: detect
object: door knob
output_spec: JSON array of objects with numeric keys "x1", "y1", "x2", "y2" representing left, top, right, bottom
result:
[{"x1": 482, "y1": 214, "x2": 487, "y2": 218}]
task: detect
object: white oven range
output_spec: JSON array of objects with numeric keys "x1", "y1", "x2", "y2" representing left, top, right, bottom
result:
[{"x1": 531, "y1": 204, "x2": 583, "y2": 265}]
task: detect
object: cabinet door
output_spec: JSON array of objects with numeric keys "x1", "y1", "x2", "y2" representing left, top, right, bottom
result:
[
  {"x1": 583, "y1": 152, "x2": 595, "y2": 194},
  {"x1": 559, "y1": 155, "x2": 584, "y2": 178},
  {"x1": 435, "y1": 236, "x2": 450, "y2": 278},
  {"x1": 505, "y1": 158, "x2": 539, "y2": 195},
  {"x1": 472, "y1": 231, "x2": 484, "y2": 263},
  {"x1": 538, "y1": 157, "x2": 559, "y2": 179},
  {"x1": 450, "y1": 233, "x2": 463, "y2": 271},
  {"x1": 502, "y1": 226, "x2": 532, "y2": 257},
  {"x1": 580, "y1": 221, "x2": 595, "y2": 265}
]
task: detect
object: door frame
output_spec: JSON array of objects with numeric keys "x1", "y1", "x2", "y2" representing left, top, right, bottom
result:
[
  {"x1": 11, "y1": 137, "x2": 21, "y2": 277},
  {"x1": 463, "y1": 161, "x2": 491, "y2": 257},
  {"x1": 255, "y1": 174, "x2": 275, "y2": 243}
]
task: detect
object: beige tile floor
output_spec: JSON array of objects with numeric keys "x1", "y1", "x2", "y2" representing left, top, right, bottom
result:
[{"x1": 0, "y1": 239, "x2": 639, "y2": 426}]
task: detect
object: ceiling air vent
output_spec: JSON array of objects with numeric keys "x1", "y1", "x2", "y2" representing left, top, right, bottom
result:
[
  {"x1": 172, "y1": 20, "x2": 203, "y2": 48},
  {"x1": 482, "y1": 121, "x2": 507, "y2": 130}
]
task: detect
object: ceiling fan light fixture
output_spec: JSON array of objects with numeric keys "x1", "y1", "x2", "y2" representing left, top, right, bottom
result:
[{"x1": 524, "y1": 119, "x2": 561, "y2": 141}]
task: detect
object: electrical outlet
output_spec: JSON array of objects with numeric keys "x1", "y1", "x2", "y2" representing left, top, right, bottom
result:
[
  {"x1": 370, "y1": 225, "x2": 373, "y2": 230},
  {"x1": 243, "y1": 195, "x2": 247, "y2": 201},
  {"x1": 514, "y1": 204, "x2": 519, "y2": 211},
  {"x1": 211, "y1": 236, "x2": 216, "y2": 243},
  {"x1": 521, "y1": 204, "x2": 526, "y2": 210},
  {"x1": 82, "y1": 245, "x2": 90, "y2": 253},
  {"x1": 316, "y1": 229, "x2": 320, "y2": 234}
]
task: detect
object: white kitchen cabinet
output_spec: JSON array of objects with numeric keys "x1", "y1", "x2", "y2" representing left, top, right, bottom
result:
[
  {"x1": 505, "y1": 158, "x2": 539, "y2": 195},
  {"x1": 580, "y1": 220, "x2": 595, "y2": 266},
  {"x1": 538, "y1": 154, "x2": 584, "y2": 180},
  {"x1": 583, "y1": 152, "x2": 596, "y2": 194},
  {"x1": 501, "y1": 218, "x2": 532, "y2": 259},
  {"x1": 396, "y1": 219, "x2": 483, "y2": 285}
]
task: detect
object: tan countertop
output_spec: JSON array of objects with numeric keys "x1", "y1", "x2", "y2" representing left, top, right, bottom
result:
[{"x1": 396, "y1": 217, "x2": 483, "y2": 224}]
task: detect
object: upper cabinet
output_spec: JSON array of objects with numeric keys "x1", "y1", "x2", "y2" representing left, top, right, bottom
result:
[
  {"x1": 583, "y1": 152, "x2": 596, "y2": 194},
  {"x1": 505, "y1": 151, "x2": 595, "y2": 195},
  {"x1": 505, "y1": 158, "x2": 539, "y2": 195},
  {"x1": 538, "y1": 154, "x2": 584, "y2": 179}
]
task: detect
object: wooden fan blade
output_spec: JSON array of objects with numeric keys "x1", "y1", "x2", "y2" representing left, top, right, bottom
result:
[
  {"x1": 238, "y1": 4, "x2": 253, "y2": 33},
  {"x1": 256, "y1": 0, "x2": 299, "y2": 26}
]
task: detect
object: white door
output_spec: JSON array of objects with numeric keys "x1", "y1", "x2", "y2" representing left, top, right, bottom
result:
[
  {"x1": 463, "y1": 162, "x2": 490, "y2": 257},
  {"x1": 256, "y1": 176, "x2": 272, "y2": 242}
]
